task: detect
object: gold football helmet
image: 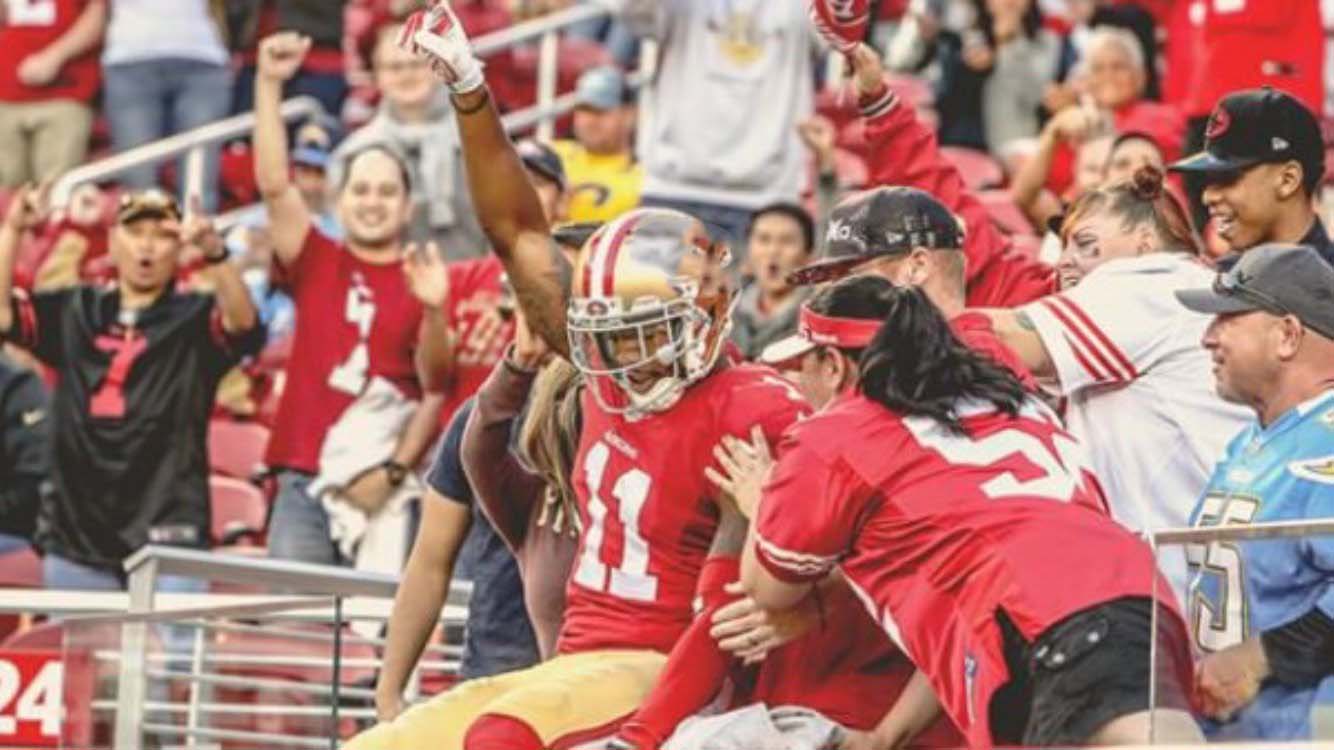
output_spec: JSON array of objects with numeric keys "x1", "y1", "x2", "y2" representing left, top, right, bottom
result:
[{"x1": 567, "y1": 208, "x2": 734, "y2": 416}]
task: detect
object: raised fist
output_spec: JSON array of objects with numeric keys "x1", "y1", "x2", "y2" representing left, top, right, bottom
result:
[{"x1": 257, "y1": 32, "x2": 312, "y2": 83}]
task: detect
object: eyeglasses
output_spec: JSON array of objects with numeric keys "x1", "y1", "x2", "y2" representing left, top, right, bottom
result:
[{"x1": 1215, "y1": 268, "x2": 1289, "y2": 316}]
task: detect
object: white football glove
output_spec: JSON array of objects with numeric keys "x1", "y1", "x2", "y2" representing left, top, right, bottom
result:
[{"x1": 399, "y1": 1, "x2": 485, "y2": 95}]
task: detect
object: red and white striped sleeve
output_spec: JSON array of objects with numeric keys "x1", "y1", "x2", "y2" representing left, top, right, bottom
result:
[
  {"x1": 1020, "y1": 260, "x2": 1177, "y2": 394},
  {"x1": 752, "y1": 432, "x2": 869, "y2": 584}
]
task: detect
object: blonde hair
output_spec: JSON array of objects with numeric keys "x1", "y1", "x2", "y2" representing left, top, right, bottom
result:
[{"x1": 516, "y1": 359, "x2": 584, "y2": 536}]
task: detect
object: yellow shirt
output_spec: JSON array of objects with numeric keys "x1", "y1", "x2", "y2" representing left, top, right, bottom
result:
[{"x1": 551, "y1": 140, "x2": 643, "y2": 224}]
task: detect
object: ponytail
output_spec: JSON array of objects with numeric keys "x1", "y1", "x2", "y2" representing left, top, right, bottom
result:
[{"x1": 857, "y1": 287, "x2": 1028, "y2": 434}]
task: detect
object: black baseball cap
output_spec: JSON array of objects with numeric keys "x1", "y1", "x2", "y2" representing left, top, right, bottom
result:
[
  {"x1": 1170, "y1": 88, "x2": 1324, "y2": 183},
  {"x1": 516, "y1": 139, "x2": 566, "y2": 191},
  {"x1": 788, "y1": 186, "x2": 964, "y2": 286},
  {"x1": 1176, "y1": 243, "x2": 1334, "y2": 340}
]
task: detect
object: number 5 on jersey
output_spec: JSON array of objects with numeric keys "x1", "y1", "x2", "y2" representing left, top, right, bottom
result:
[{"x1": 573, "y1": 441, "x2": 659, "y2": 602}]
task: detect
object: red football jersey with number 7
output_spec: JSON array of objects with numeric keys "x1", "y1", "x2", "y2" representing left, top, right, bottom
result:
[{"x1": 557, "y1": 362, "x2": 810, "y2": 655}]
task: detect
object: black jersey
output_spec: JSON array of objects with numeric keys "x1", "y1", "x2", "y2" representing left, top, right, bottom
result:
[{"x1": 8, "y1": 285, "x2": 264, "y2": 571}]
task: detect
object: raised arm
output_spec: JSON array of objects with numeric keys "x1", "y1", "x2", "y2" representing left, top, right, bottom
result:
[
  {"x1": 402, "y1": 242, "x2": 456, "y2": 391},
  {"x1": 461, "y1": 325, "x2": 550, "y2": 552},
  {"x1": 1011, "y1": 105, "x2": 1106, "y2": 231},
  {"x1": 173, "y1": 205, "x2": 259, "y2": 334},
  {"x1": 252, "y1": 32, "x2": 314, "y2": 267},
  {"x1": 404, "y1": 3, "x2": 571, "y2": 357},
  {"x1": 0, "y1": 184, "x2": 48, "y2": 337},
  {"x1": 846, "y1": 44, "x2": 1054, "y2": 307}
]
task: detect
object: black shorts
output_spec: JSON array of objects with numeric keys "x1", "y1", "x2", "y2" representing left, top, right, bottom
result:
[{"x1": 988, "y1": 596, "x2": 1194, "y2": 746}]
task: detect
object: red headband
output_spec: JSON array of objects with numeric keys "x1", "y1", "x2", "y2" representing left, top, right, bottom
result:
[{"x1": 798, "y1": 306, "x2": 883, "y2": 348}]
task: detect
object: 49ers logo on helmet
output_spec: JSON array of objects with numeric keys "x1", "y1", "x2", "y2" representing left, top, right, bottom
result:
[{"x1": 1206, "y1": 106, "x2": 1232, "y2": 140}]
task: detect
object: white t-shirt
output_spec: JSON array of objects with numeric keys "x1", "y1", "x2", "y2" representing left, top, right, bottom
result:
[
  {"x1": 1022, "y1": 254, "x2": 1253, "y2": 596},
  {"x1": 103, "y1": 0, "x2": 227, "y2": 67}
]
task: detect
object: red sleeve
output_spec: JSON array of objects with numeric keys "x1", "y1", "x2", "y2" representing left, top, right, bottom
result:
[
  {"x1": 277, "y1": 227, "x2": 336, "y2": 290},
  {"x1": 719, "y1": 368, "x2": 811, "y2": 445},
  {"x1": 617, "y1": 557, "x2": 743, "y2": 750},
  {"x1": 753, "y1": 433, "x2": 869, "y2": 584},
  {"x1": 858, "y1": 86, "x2": 1055, "y2": 307}
]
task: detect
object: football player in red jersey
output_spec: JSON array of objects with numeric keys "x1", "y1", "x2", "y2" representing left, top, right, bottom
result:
[
  {"x1": 718, "y1": 276, "x2": 1204, "y2": 749},
  {"x1": 253, "y1": 32, "x2": 454, "y2": 565},
  {"x1": 343, "y1": 6, "x2": 809, "y2": 750}
]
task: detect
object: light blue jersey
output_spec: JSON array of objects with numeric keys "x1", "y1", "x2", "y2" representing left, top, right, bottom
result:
[{"x1": 1186, "y1": 388, "x2": 1334, "y2": 740}]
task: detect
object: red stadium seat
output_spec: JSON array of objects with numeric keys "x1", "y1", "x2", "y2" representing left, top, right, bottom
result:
[
  {"x1": 208, "y1": 420, "x2": 271, "y2": 481},
  {"x1": 208, "y1": 625, "x2": 376, "y2": 739},
  {"x1": 210, "y1": 475, "x2": 268, "y2": 547},
  {"x1": 940, "y1": 146, "x2": 1005, "y2": 191},
  {"x1": 977, "y1": 189, "x2": 1038, "y2": 236}
]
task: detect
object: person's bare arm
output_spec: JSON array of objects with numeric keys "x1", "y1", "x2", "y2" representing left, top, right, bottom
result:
[
  {"x1": 403, "y1": 242, "x2": 455, "y2": 391},
  {"x1": 451, "y1": 87, "x2": 570, "y2": 356},
  {"x1": 0, "y1": 184, "x2": 50, "y2": 336},
  {"x1": 15, "y1": 0, "x2": 106, "y2": 87},
  {"x1": 977, "y1": 307, "x2": 1055, "y2": 379},
  {"x1": 1010, "y1": 106, "x2": 1102, "y2": 230},
  {"x1": 374, "y1": 489, "x2": 472, "y2": 721},
  {"x1": 842, "y1": 671, "x2": 944, "y2": 750},
  {"x1": 405, "y1": 3, "x2": 571, "y2": 357},
  {"x1": 173, "y1": 207, "x2": 258, "y2": 334},
  {"x1": 253, "y1": 32, "x2": 314, "y2": 266}
]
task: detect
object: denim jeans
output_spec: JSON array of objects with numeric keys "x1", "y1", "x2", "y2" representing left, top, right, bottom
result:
[
  {"x1": 102, "y1": 58, "x2": 233, "y2": 212},
  {"x1": 43, "y1": 552, "x2": 204, "y2": 661},
  {"x1": 0, "y1": 532, "x2": 29, "y2": 556},
  {"x1": 266, "y1": 469, "x2": 345, "y2": 567}
]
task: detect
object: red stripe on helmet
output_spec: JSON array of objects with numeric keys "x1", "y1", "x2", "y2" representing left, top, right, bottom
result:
[{"x1": 600, "y1": 215, "x2": 640, "y2": 297}]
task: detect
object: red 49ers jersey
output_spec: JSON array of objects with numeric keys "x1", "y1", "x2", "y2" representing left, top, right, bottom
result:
[
  {"x1": 754, "y1": 392, "x2": 1178, "y2": 747},
  {"x1": 266, "y1": 230, "x2": 425, "y2": 472},
  {"x1": 558, "y1": 363, "x2": 810, "y2": 655}
]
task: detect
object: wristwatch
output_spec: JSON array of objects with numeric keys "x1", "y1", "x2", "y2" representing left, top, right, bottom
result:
[{"x1": 382, "y1": 460, "x2": 409, "y2": 487}]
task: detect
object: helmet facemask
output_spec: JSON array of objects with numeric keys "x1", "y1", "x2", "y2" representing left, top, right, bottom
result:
[{"x1": 568, "y1": 293, "x2": 720, "y2": 417}]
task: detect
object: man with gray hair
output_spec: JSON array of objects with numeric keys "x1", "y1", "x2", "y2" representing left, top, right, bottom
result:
[{"x1": 1175, "y1": 244, "x2": 1334, "y2": 740}]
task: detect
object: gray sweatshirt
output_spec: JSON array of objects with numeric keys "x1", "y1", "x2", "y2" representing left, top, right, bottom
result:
[{"x1": 620, "y1": 0, "x2": 816, "y2": 210}]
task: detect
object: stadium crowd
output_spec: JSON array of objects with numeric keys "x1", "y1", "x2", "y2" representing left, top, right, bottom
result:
[{"x1": 2, "y1": 0, "x2": 1334, "y2": 747}]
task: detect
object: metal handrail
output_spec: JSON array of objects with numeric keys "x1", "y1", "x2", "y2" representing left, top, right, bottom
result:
[
  {"x1": 1150, "y1": 518, "x2": 1334, "y2": 546},
  {"x1": 0, "y1": 588, "x2": 467, "y2": 621},
  {"x1": 50, "y1": 96, "x2": 327, "y2": 208},
  {"x1": 52, "y1": 2, "x2": 618, "y2": 213},
  {"x1": 125, "y1": 545, "x2": 394, "y2": 599}
]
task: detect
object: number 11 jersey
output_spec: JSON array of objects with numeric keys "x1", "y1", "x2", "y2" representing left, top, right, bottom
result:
[{"x1": 558, "y1": 363, "x2": 810, "y2": 655}]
